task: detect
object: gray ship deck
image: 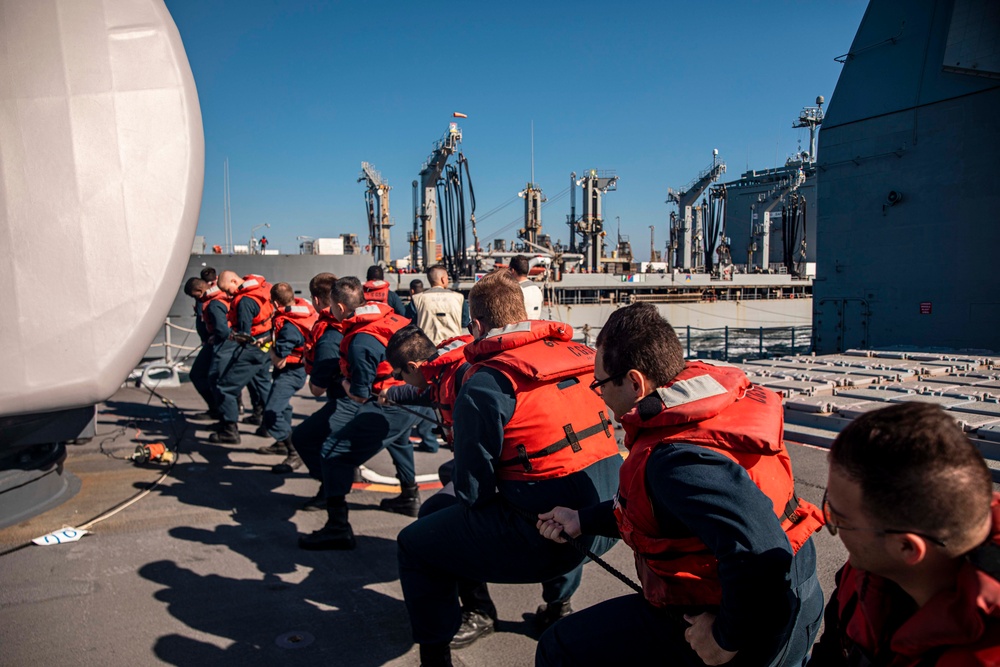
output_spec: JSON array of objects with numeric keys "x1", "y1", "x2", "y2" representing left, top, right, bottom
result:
[{"x1": 0, "y1": 374, "x2": 925, "y2": 666}]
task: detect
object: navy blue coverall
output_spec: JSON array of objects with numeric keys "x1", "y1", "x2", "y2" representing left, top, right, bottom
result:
[
  {"x1": 316, "y1": 333, "x2": 418, "y2": 498},
  {"x1": 215, "y1": 298, "x2": 272, "y2": 424},
  {"x1": 397, "y1": 367, "x2": 622, "y2": 646},
  {"x1": 535, "y1": 443, "x2": 824, "y2": 667},
  {"x1": 263, "y1": 320, "x2": 307, "y2": 442}
]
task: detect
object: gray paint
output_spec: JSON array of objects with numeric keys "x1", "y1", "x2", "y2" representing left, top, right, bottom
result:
[{"x1": 814, "y1": 0, "x2": 1000, "y2": 353}]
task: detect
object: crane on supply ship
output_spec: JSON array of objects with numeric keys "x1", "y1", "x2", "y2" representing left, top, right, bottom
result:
[
  {"x1": 518, "y1": 181, "x2": 545, "y2": 248},
  {"x1": 666, "y1": 150, "x2": 726, "y2": 272},
  {"x1": 706, "y1": 183, "x2": 731, "y2": 277},
  {"x1": 413, "y1": 121, "x2": 477, "y2": 279},
  {"x1": 575, "y1": 170, "x2": 619, "y2": 272},
  {"x1": 358, "y1": 161, "x2": 392, "y2": 264}
]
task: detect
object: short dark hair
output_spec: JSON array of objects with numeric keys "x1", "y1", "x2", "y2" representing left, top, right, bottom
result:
[
  {"x1": 200, "y1": 267, "x2": 217, "y2": 282},
  {"x1": 509, "y1": 255, "x2": 530, "y2": 277},
  {"x1": 595, "y1": 303, "x2": 685, "y2": 387},
  {"x1": 830, "y1": 402, "x2": 993, "y2": 557},
  {"x1": 332, "y1": 276, "x2": 365, "y2": 312},
  {"x1": 270, "y1": 282, "x2": 295, "y2": 307},
  {"x1": 309, "y1": 272, "x2": 337, "y2": 301},
  {"x1": 386, "y1": 326, "x2": 438, "y2": 370},
  {"x1": 366, "y1": 265, "x2": 384, "y2": 281},
  {"x1": 427, "y1": 264, "x2": 449, "y2": 286},
  {"x1": 184, "y1": 277, "x2": 207, "y2": 296},
  {"x1": 469, "y1": 269, "x2": 527, "y2": 330},
  {"x1": 409, "y1": 279, "x2": 425, "y2": 292}
]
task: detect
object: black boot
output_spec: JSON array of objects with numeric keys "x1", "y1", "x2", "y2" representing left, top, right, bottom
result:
[
  {"x1": 209, "y1": 421, "x2": 241, "y2": 444},
  {"x1": 379, "y1": 482, "x2": 421, "y2": 517},
  {"x1": 242, "y1": 406, "x2": 263, "y2": 426},
  {"x1": 188, "y1": 409, "x2": 220, "y2": 421},
  {"x1": 298, "y1": 497, "x2": 355, "y2": 550},
  {"x1": 258, "y1": 438, "x2": 290, "y2": 455},
  {"x1": 449, "y1": 610, "x2": 495, "y2": 649},
  {"x1": 271, "y1": 440, "x2": 303, "y2": 473},
  {"x1": 534, "y1": 598, "x2": 573, "y2": 632}
]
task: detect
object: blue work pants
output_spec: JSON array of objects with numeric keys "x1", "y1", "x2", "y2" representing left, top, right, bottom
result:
[
  {"x1": 263, "y1": 366, "x2": 306, "y2": 441},
  {"x1": 215, "y1": 344, "x2": 272, "y2": 423},
  {"x1": 397, "y1": 497, "x2": 617, "y2": 645},
  {"x1": 320, "y1": 402, "x2": 418, "y2": 497},
  {"x1": 411, "y1": 408, "x2": 439, "y2": 452},
  {"x1": 292, "y1": 397, "x2": 356, "y2": 481},
  {"x1": 535, "y1": 539, "x2": 824, "y2": 667},
  {"x1": 189, "y1": 344, "x2": 216, "y2": 410}
]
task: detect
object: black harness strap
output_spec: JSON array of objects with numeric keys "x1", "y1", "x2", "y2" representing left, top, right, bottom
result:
[{"x1": 498, "y1": 420, "x2": 612, "y2": 471}]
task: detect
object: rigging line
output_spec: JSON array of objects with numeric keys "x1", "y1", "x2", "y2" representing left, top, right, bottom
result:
[{"x1": 467, "y1": 186, "x2": 571, "y2": 237}]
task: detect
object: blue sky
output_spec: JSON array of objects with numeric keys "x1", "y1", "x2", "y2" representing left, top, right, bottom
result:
[{"x1": 165, "y1": 0, "x2": 869, "y2": 261}]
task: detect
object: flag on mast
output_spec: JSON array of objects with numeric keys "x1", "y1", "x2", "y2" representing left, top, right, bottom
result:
[{"x1": 453, "y1": 112, "x2": 468, "y2": 119}]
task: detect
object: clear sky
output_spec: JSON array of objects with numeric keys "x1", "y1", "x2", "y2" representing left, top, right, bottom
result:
[{"x1": 164, "y1": 0, "x2": 869, "y2": 261}]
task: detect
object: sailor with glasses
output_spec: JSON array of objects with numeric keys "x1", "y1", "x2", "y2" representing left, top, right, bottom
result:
[{"x1": 809, "y1": 402, "x2": 1000, "y2": 666}]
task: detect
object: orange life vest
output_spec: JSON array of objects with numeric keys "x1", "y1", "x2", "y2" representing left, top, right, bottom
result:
[
  {"x1": 614, "y1": 361, "x2": 824, "y2": 608},
  {"x1": 304, "y1": 310, "x2": 343, "y2": 375},
  {"x1": 199, "y1": 285, "x2": 230, "y2": 334},
  {"x1": 363, "y1": 279, "x2": 390, "y2": 303},
  {"x1": 339, "y1": 302, "x2": 410, "y2": 394},
  {"x1": 227, "y1": 274, "x2": 274, "y2": 338},
  {"x1": 272, "y1": 297, "x2": 318, "y2": 365},
  {"x1": 829, "y1": 494, "x2": 1000, "y2": 666},
  {"x1": 464, "y1": 320, "x2": 619, "y2": 482},
  {"x1": 418, "y1": 334, "x2": 474, "y2": 442}
]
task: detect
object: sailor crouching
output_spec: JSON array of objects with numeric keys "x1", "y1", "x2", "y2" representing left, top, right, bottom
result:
[
  {"x1": 397, "y1": 269, "x2": 622, "y2": 667},
  {"x1": 537, "y1": 303, "x2": 825, "y2": 666},
  {"x1": 209, "y1": 271, "x2": 274, "y2": 445}
]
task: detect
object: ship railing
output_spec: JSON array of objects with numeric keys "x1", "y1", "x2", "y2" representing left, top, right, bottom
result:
[
  {"x1": 145, "y1": 317, "x2": 201, "y2": 365},
  {"x1": 680, "y1": 325, "x2": 813, "y2": 361},
  {"x1": 573, "y1": 322, "x2": 812, "y2": 359},
  {"x1": 129, "y1": 318, "x2": 201, "y2": 390}
]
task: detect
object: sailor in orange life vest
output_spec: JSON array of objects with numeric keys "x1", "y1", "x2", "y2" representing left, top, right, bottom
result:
[
  {"x1": 364, "y1": 264, "x2": 406, "y2": 314},
  {"x1": 297, "y1": 276, "x2": 420, "y2": 550},
  {"x1": 536, "y1": 303, "x2": 825, "y2": 667},
  {"x1": 807, "y1": 402, "x2": 1000, "y2": 667},
  {"x1": 396, "y1": 269, "x2": 622, "y2": 667},
  {"x1": 208, "y1": 271, "x2": 274, "y2": 445},
  {"x1": 272, "y1": 273, "x2": 343, "y2": 477},
  {"x1": 256, "y1": 282, "x2": 317, "y2": 458},
  {"x1": 183, "y1": 274, "x2": 224, "y2": 421},
  {"x1": 383, "y1": 325, "x2": 596, "y2": 649}
]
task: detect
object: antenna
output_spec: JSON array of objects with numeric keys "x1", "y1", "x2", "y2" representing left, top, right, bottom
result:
[
  {"x1": 223, "y1": 158, "x2": 232, "y2": 254},
  {"x1": 530, "y1": 120, "x2": 534, "y2": 185}
]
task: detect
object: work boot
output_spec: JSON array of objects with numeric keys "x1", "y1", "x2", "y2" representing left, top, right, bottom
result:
[
  {"x1": 242, "y1": 407, "x2": 263, "y2": 426},
  {"x1": 208, "y1": 421, "x2": 241, "y2": 444},
  {"x1": 254, "y1": 424, "x2": 269, "y2": 437},
  {"x1": 379, "y1": 482, "x2": 421, "y2": 517},
  {"x1": 188, "y1": 409, "x2": 220, "y2": 422},
  {"x1": 449, "y1": 610, "x2": 495, "y2": 649},
  {"x1": 298, "y1": 498, "x2": 355, "y2": 550},
  {"x1": 533, "y1": 599, "x2": 573, "y2": 632},
  {"x1": 271, "y1": 449, "x2": 303, "y2": 474},
  {"x1": 258, "y1": 439, "x2": 289, "y2": 456}
]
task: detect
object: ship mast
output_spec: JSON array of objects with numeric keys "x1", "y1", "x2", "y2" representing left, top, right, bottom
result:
[
  {"x1": 576, "y1": 170, "x2": 618, "y2": 272},
  {"x1": 417, "y1": 123, "x2": 462, "y2": 269},
  {"x1": 358, "y1": 161, "x2": 392, "y2": 263}
]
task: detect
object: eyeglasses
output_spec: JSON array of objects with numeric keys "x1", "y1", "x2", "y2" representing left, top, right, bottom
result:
[
  {"x1": 822, "y1": 490, "x2": 946, "y2": 547},
  {"x1": 589, "y1": 371, "x2": 628, "y2": 396}
]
